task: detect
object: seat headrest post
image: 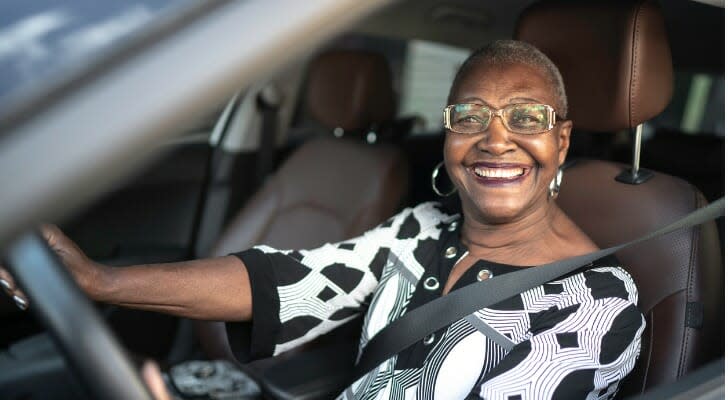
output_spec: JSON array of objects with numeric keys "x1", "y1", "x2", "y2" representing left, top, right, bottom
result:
[
  {"x1": 632, "y1": 123, "x2": 644, "y2": 177},
  {"x1": 615, "y1": 123, "x2": 655, "y2": 185}
]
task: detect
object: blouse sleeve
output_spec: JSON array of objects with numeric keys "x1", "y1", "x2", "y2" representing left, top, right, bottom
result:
[
  {"x1": 469, "y1": 267, "x2": 646, "y2": 400},
  {"x1": 232, "y1": 206, "x2": 416, "y2": 359}
]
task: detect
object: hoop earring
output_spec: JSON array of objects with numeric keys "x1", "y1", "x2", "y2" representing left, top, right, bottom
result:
[
  {"x1": 431, "y1": 161, "x2": 457, "y2": 197},
  {"x1": 548, "y1": 168, "x2": 563, "y2": 199}
]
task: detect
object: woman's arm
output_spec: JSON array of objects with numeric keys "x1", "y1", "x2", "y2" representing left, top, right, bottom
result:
[
  {"x1": 0, "y1": 225, "x2": 253, "y2": 321},
  {"x1": 100, "y1": 255, "x2": 252, "y2": 321}
]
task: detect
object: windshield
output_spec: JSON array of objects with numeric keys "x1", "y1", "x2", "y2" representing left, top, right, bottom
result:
[{"x1": 0, "y1": 0, "x2": 191, "y2": 107}]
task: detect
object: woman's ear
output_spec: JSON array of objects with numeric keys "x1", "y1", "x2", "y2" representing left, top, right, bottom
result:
[{"x1": 557, "y1": 120, "x2": 572, "y2": 166}]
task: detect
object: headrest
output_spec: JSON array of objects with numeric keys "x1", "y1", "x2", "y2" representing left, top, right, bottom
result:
[
  {"x1": 306, "y1": 50, "x2": 396, "y2": 132},
  {"x1": 516, "y1": 0, "x2": 673, "y2": 131}
]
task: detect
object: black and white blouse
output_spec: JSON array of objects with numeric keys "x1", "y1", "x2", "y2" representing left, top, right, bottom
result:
[{"x1": 234, "y1": 202, "x2": 645, "y2": 399}]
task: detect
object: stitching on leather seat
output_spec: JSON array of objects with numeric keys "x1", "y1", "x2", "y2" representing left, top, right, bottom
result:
[
  {"x1": 677, "y1": 189, "x2": 703, "y2": 376},
  {"x1": 640, "y1": 310, "x2": 654, "y2": 394},
  {"x1": 629, "y1": 1, "x2": 646, "y2": 128}
]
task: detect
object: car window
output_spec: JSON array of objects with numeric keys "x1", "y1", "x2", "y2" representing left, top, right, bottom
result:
[
  {"x1": 0, "y1": 0, "x2": 192, "y2": 107},
  {"x1": 398, "y1": 40, "x2": 470, "y2": 135},
  {"x1": 646, "y1": 71, "x2": 724, "y2": 137}
]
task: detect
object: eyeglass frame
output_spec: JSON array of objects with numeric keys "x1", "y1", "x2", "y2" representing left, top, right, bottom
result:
[{"x1": 442, "y1": 103, "x2": 561, "y2": 135}]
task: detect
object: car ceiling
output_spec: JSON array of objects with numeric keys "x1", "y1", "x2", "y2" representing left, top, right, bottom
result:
[{"x1": 354, "y1": 0, "x2": 724, "y2": 72}]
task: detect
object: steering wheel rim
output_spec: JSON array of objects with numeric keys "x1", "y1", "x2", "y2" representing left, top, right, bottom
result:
[{"x1": 3, "y1": 231, "x2": 153, "y2": 400}]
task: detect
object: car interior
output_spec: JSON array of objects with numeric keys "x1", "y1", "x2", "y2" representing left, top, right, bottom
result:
[{"x1": 0, "y1": 0, "x2": 723, "y2": 399}]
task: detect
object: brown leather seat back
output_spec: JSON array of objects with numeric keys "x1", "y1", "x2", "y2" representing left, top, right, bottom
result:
[
  {"x1": 517, "y1": 0, "x2": 723, "y2": 396},
  {"x1": 556, "y1": 161, "x2": 722, "y2": 395},
  {"x1": 213, "y1": 136, "x2": 407, "y2": 254},
  {"x1": 196, "y1": 50, "x2": 408, "y2": 362}
]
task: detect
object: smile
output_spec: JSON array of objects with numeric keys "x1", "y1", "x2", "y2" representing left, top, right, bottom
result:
[
  {"x1": 469, "y1": 163, "x2": 531, "y2": 183},
  {"x1": 473, "y1": 167, "x2": 526, "y2": 178}
]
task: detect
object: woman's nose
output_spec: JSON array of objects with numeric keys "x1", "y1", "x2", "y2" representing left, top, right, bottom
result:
[{"x1": 476, "y1": 116, "x2": 516, "y2": 155}]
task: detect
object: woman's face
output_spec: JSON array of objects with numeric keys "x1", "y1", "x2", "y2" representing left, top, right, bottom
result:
[{"x1": 444, "y1": 62, "x2": 572, "y2": 224}]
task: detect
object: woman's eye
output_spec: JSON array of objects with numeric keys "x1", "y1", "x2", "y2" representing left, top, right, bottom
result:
[
  {"x1": 456, "y1": 115, "x2": 482, "y2": 124},
  {"x1": 513, "y1": 114, "x2": 541, "y2": 125}
]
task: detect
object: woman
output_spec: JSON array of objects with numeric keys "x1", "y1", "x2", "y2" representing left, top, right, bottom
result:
[{"x1": 1, "y1": 40, "x2": 644, "y2": 399}]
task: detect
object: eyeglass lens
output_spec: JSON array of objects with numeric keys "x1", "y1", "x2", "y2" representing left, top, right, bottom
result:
[{"x1": 449, "y1": 104, "x2": 550, "y2": 134}]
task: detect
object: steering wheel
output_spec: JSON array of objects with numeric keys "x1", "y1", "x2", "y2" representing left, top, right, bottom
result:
[{"x1": 3, "y1": 231, "x2": 154, "y2": 400}]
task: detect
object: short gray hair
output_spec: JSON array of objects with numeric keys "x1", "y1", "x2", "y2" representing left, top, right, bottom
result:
[{"x1": 448, "y1": 40, "x2": 568, "y2": 119}]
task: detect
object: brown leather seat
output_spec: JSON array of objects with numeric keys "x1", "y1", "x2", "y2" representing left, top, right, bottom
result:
[
  {"x1": 516, "y1": 0, "x2": 723, "y2": 396},
  {"x1": 195, "y1": 49, "x2": 408, "y2": 362}
]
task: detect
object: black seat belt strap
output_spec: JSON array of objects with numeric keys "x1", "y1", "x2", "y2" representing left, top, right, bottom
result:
[
  {"x1": 353, "y1": 197, "x2": 725, "y2": 381},
  {"x1": 256, "y1": 84, "x2": 281, "y2": 187}
]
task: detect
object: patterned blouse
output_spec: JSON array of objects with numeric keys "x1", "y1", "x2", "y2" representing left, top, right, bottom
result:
[{"x1": 234, "y1": 202, "x2": 645, "y2": 399}]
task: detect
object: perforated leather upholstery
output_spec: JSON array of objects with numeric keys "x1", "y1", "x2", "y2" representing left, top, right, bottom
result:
[
  {"x1": 195, "y1": 50, "x2": 408, "y2": 362},
  {"x1": 556, "y1": 161, "x2": 722, "y2": 395},
  {"x1": 516, "y1": 0, "x2": 723, "y2": 395}
]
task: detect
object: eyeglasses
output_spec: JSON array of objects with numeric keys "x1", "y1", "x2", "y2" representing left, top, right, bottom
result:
[{"x1": 443, "y1": 103, "x2": 559, "y2": 135}]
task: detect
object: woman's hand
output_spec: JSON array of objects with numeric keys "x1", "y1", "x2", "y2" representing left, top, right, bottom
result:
[
  {"x1": 0, "y1": 265, "x2": 28, "y2": 309},
  {"x1": 2, "y1": 224, "x2": 252, "y2": 320},
  {"x1": 0, "y1": 225, "x2": 112, "y2": 309},
  {"x1": 39, "y1": 224, "x2": 111, "y2": 298}
]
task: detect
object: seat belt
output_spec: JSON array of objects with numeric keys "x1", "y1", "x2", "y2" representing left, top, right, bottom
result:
[
  {"x1": 255, "y1": 84, "x2": 282, "y2": 187},
  {"x1": 352, "y1": 197, "x2": 725, "y2": 382}
]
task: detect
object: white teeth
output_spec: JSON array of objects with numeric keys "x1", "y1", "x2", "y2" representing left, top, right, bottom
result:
[{"x1": 473, "y1": 167, "x2": 525, "y2": 178}]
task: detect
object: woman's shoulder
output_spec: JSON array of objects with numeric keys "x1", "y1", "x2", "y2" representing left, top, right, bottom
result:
[
  {"x1": 384, "y1": 201, "x2": 460, "y2": 235},
  {"x1": 557, "y1": 255, "x2": 639, "y2": 306},
  {"x1": 521, "y1": 258, "x2": 643, "y2": 327},
  {"x1": 413, "y1": 201, "x2": 460, "y2": 220},
  {"x1": 494, "y1": 258, "x2": 644, "y2": 336},
  {"x1": 583, "y1": 256, "x2": 639, "y2": 304}
]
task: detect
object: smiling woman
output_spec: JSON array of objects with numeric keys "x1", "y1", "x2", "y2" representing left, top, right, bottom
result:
[
  {"x1": 0, "y1": 39, "x2": 646, "y2": 400},
  {"x1": 0, "y1": 0, "x2": 722, "y2": 398},
  {"x1": 444, "y1": 52, "x2": 572, "y2": 232}
]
